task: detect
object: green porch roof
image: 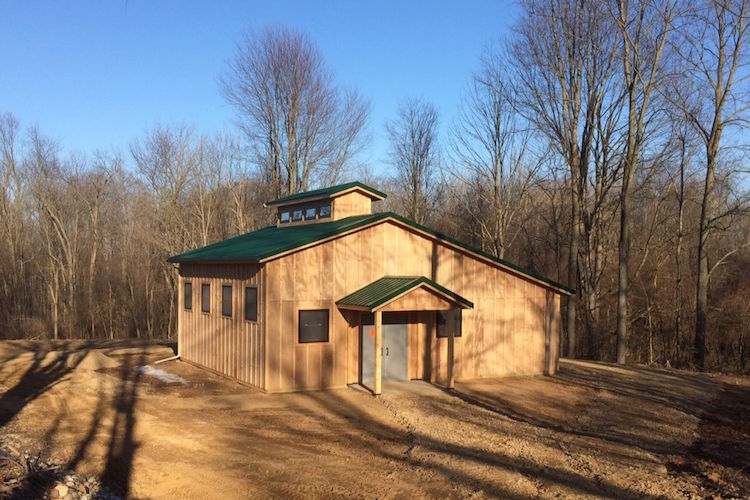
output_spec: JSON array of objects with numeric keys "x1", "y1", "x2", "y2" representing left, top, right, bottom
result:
[
  {"x1": 265, "y1": 181, "x2": 387, "y2": 206},
  {"x1": 336, "y1": 276, "x2": 474, "y2": 311},
  {"x1": 167, "y1": 211, "x2": 574, "y2": 295}
]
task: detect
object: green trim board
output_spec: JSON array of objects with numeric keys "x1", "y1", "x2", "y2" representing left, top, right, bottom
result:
[
  {"x1": 265, "y1": 181, "x2": 387, "y2": 206},
  {"x1": 336, "y1": 276, "x2": 474, "y2": 311},
  {"x1": 167, "y1": 211, "x2": 574, "y2": 295}
]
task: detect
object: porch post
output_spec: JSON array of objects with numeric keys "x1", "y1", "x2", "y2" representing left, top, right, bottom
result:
[
  {"x1": 374, "y1": 309, "x2": 382, "y2": 396},
  {"x1": 447, "y1": 308, "x2": 455, "y2": 389}
]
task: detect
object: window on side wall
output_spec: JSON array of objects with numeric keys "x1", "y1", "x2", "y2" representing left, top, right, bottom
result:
[
  {"x1": 184, "y1": 282, "x2": 192, "y2": 310},
  {"x1": 292, "y1": 208, "x2": 303, "y2": 221},
  {"x1": 280, "y1": 210, "x2": 291, "y2": 223},
  {"x1": 436, "y1": 310, "x2": 462, "y2": 338},
  {"x1": 201, "y1": 284, "x2": 210, "y2": 313},
  {"x1": 304, "y1": 206, "x2": 317, "y2": 220},
  {"x1": 299, "y1": 310, "x2": 329, "y2": 343},
  {"x1": 245, "y1": 287, "x2": 257, "y2": 321},
  {"x1": 222, "y1": 285, "x2": 232, "y2": 317}
]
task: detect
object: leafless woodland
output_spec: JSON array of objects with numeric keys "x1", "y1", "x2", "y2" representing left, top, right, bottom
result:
[{"x1": 1, "y1": 1, "x2": 749, "y2": 373}]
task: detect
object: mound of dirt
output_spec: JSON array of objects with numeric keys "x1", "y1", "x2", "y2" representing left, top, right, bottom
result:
[{"x1": 66, "y1": 350, "x2": 120, "y2": 370}]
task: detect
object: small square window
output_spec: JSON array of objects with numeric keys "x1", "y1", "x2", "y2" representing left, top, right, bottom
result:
[
  {"x1": 299, "y1": 310, "x2": 329, "y2": 343},
  {"x1": 222, "y1": 285, "x2": 232, "y2": 317},
  {"x1": 201, "y1": 284, "x2": 210, "y2": 313},
  {"x1": 184, "y1": 282, "x2": 192, "y2": 310},
  {"x1": 292, "y1": 209, "x2": 303, "y2": 221},
  {"x1": 305, "y1": 207, "x2": 317, "y2": 220},
  {"x1": 245, "y1": 287, "x2": 258, "y2": 321},
  {"x1": 436, "y1": 311, "x2": 462, "y2": 338},
  {"x1": 280, "y1": 210, "x2": 291, "y2": 223},
  {"x1": 319, "y1": 204, "x2": 331, "y2": 218}
]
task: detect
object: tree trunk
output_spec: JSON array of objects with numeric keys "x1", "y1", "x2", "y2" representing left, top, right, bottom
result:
[
  {"x1": 675, "y1": 137, "x2": 685, "y2": 366},
  {"x1": 617, "y1": 175, "x2": 631, "y2": 364},
  {"x1": 566, "y1": 164, "x2": 580, "y2": 358},
  {"x1": 694, "y1": 166, "x2": 714, "y2": 370}
]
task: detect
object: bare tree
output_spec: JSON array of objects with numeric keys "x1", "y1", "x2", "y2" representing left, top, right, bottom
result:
[
  {"x1": 613, "y1": 0, "x2": 676, "y2": 363},
  {"x1": 511, "y1": 0, "x2": 622, "y2": 358},
  {"x1": 81, "y1": 153, "x2": 119, "y2": 337},
  {"x1": 450, "y1": 50, "x2": 541, "y2": 259},
  {"x1": 386, "y1": 98, "x2": 440, "y2": 225},
  {"x1": 0, "y1": 113, "x2": 30, "y2": 332},
  {"x1": 27, "y1": 129, "x2": 80, "y2": 339},
  {"x1": 131, "y1": 124, "x2": 196, "y2": 337},
  {"x1": 221, "y1": 26, "x2": 370, "y2": 197},
  {"x1": 672, "y1": 0, "x2": 750, "y2": 369}
]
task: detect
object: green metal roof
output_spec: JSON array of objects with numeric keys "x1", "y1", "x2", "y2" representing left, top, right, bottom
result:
[
  {"x1": 336, "y1": 276, "x2": 474, "y2": 311},
  {"x1": 167, "y1": 211, "x2": 574, "y2": 295},
  {"x1": 167, "y1": 213, "x2": 384, "y2": 263},
  {"x1": 265, "y1": 181, "x2": 387, "y2": 206}
]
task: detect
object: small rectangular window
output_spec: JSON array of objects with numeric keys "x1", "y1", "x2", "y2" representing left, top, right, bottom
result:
[
  {"x1": 436, "y1": 310, "x2": 462, "y2": 338},
  {"x1": 305, "y1": 206, "x2": 317, "y2": 220},
  {"x1": 245, "y1": 287, "x2": 258, "y2": 321},
  {"x1": 201, "y1": 284, "x2": 210, "y2": 313},
  {"x1": 184, "y1": 282, "x2": 192, "y2": 310},
  {"x1": 299, "y1": 310, "x2": 329, "y2": 343},
  {"x1": 292, "y1": 208, "x2": 303, "y2": 221},
  {"x1": 319, "y1": 203, "x2": 331, "y2": 218},
  {"x1": 280, "y1": 210, "x2": 291, "y2": 223},
  {"x1": 222, "y1": 285, "x2": 232, "y2": 317}
]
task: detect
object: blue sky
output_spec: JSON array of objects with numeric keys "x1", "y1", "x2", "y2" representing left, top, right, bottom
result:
[{"x1": 0, "y1": 1, "x2": 518, "y2": 175}]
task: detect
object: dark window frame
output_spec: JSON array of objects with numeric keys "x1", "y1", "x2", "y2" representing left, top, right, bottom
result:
[
  {"x1": 292, "y1": 208, "x2": 303, "y2": 221},
  {"x1": 184, "y1": 282, "x2": 192, "y2": 311},
  {"x1": 304, "y1": 206, "x2": 317, "y2": 220},
  {"x1": 201, "y1": 284, "x2": 211, "y2": 313},
  {"x1": 298, "y1": 309, "x2": 330, "y2": 344},
  {"x1": 280, "y1": 209, "x2": 291, "y2": 223},
  {"x1": 221, "y1": 284, "x2": 232, "y2": 318},
  {"x1": 436, "y1": 310, "x2": 462, "y2": 338},
  {"x1": 319, "y1": 203, "x2": 331, "y2": 218},
  {"x1": 244, "y1": 286, "x2": 258, "y2": 322}
]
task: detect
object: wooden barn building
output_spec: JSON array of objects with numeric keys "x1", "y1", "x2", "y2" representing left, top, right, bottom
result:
[{"x1": 168, "y1": 182, "x2": 573, "y2": 394}]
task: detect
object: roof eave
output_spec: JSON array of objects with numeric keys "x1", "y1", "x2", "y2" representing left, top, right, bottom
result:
[
  {"x1": 265, "y1": 184, "x2": 387, "y2": 207},
  {"x1": 167, "y1": 258, "x2": 260, "y2": 265}
]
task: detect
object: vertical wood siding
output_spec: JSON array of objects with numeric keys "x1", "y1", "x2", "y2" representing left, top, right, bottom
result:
[
  {"x1": 177, "y1": 263, "x2": 264, "y2": 388},
  {"x1": 264, "y1": 220, "x2": 562, "y2": 392},
  {"x1": 332, "y1": 192, "x2": 372, "y2": 220}
]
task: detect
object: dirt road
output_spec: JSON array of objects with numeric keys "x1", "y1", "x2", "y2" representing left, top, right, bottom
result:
[{"x1": 0, "y1": 340, "x2": 748, "y2": 498}]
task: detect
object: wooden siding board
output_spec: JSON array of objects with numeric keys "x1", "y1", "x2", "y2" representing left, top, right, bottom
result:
[{"x1": 177, "y1": 263, "x2": 263, "y2": 388}]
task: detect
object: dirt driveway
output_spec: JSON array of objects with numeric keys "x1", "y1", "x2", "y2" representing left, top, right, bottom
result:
[{"x1": 0, "y1": 340, "x2": 748, "y2": 499}]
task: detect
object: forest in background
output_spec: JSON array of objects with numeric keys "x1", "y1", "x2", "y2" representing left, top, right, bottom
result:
[{"x1": 1, "y1": 0, "x2": 749, "y2": 373}]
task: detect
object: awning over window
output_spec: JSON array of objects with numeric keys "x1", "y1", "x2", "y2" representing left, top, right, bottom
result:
[{"x1": 336, "y1": 276, "x2": 473, "y2": 312}]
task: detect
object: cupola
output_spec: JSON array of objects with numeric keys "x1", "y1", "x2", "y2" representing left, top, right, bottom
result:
[{"x1": 264, "y1": 182, "x2": 386, "y2": 226}]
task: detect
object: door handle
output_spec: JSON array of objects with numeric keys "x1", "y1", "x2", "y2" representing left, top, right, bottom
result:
[{"x1": 386, "y1": 347, "x2": 389, "y2": 356}]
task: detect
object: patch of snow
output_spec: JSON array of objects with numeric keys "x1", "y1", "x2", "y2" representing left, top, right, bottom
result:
[{"x1": 135, "y1": 365, "x2": 187, "y2": 384}]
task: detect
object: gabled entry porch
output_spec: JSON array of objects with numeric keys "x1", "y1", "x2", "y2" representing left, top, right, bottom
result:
[{"x1": 336, "y1": 276, "x2": 473, "y2": 395}]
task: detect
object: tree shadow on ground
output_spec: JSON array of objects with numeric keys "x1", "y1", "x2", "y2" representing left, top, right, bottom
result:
[
  {"x1": 0, "y1": 346, "x2": 82, "y2": 429},
  {"x1": 449, "y1": 360, "x2": 725, "y2": 457},
  {"x1": 450, "y1": 361, "x2": 750, "y2": 497},
  {"x1": 209, "y1": 384, "x2": 661, "y2": 499},
  {"x1": 667, "y1": 380, "x2": 750, "y2": 497},
  {"x1": 1, "y1": 343, "x2": 146, "y2": 499}
]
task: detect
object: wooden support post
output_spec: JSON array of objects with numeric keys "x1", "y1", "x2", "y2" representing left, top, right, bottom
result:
[
  {"x1": 374, "y1": 310, "x2": 382, "y2": 396},
  {"x1": 447, "y1": 308, "x2": 455, "y2": 389}
]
